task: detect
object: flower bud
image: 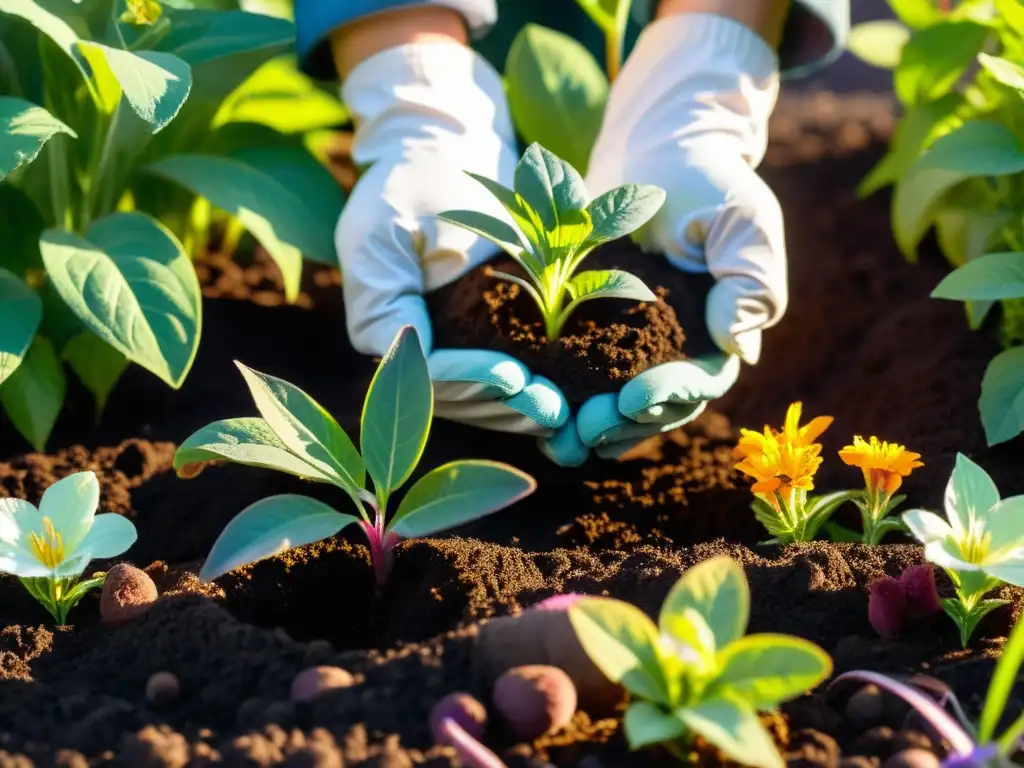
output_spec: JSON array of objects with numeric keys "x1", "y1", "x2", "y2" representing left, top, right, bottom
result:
[
  {"x1": 899, "y1": 564, "x2": 942, "y2": 619},
  {"x1": 868, "y1": 575, "x2": 906, "y2": 639}
]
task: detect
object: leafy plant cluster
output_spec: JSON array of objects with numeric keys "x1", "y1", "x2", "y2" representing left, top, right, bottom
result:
[
  {"x1": 0, "y1": 0, "x2": 347, "y2": 451},
  {"x1": 847, "y1": 0, "x2": 1024, "y2": 447}
]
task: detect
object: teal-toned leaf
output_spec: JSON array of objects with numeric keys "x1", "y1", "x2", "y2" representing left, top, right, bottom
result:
[
  {"x1": 946, "y1": 453, "x2": 1001, "y2": 536},
  {"x1": 584, "y1": 184, "x2": 666, "y2": 248},
  {"x1": 173, "y1": 416, "x2": 336, "y2": 482},
  {"x1": 234, "y1": 362, "x2": 365, "y2": 496},
  {"x1": 622, "y1": 701, "x2": 686, "y2": 750},
  {"x1": 0, "y1": 185, "x2": 45, "y2": 277},
  {"x1": 199, "y1": 494, "x2": 357, "y2": 582},
  {"x1": 979, "y1": 52, "x2": 1024, "y2": 91},
  {"x1": 39, "y1": 212, "x2": 202, "y2": 388},
  {"x1": 361, "y1": 326, "x2": 433, "y2": 507},
  {"x1": 567, "y1": 269, "x2": 656, "y2": 304},
  {"x1": 933, "y1": 252, "x2": 1024, "y2": 300},
  {"x1": 848, "y1": 20, "x2": 911, "y2": 69},
  {"x1": 0, "y1": 0, "x2": 85, "y2": 75},
  {"x1": 894, "y1": 21, "x2": 991, "y2": 106},
  {"x1": 436, "y1": 210, "x2": 527, "y2": 260},
  {"x1": 0, "y1": 269, "x2": 42, "y2": 386},
  {"x1": 0, "y1": 96, "x2": 76, "y2": 180},
  {"x1": 505, "y1": 24, "x2": 607, "y2": 174},
  {"x1": 0, "y1": 335, "x2": 65, "y2": 451},
  {"x1": 62, "y1": 331, "x2": 127, "y2": 417},
  {"x1": 660, "y1": 556, "x2": 750, "y2": 651},
  {"x1": 389, "y1": 460, "x2": 535, "y2": 538},
  {"x1": 980, "y1": 347, "x2": 1024, "y2": 446},
  {"x1": 709, "y1": 634, "x2": 831, "y2": 709},
  {"x1": 675, "y1": 699, "x2": 784, "y2": 768},
  {"x1": 514, "y1": 143, "x2": 589, "y2": 234},
  {"x1": 568, "y1": 596, "x2": 669, "y2": 705},
  {"x1": 464, "y1": 171, "x2": 546, "y2": 255}
]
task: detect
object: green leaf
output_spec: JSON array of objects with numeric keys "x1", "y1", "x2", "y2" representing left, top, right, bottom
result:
[
  {"x1": 566, "y1": 269, "x2": 656, "y2": 304},
  {"x1": 0, "y1": 0, "x2": 86, "y2": 76},
  {"x1": 623, "y1": 701, "x2": 686, "y2": 750},
  {"x1": 0, "y1": 185, "x2": 45, "y2": 277},
  {"x1": 39, "y1": 212, "x2": 202, "y2": 389},
  {"x1": 389, "y1": 460, "x2": 535, "y2": 538},
  {"x1": 505, "y1": 24, "x2": 607, "y2": 174},
  {"x1": 934, "y1": 208, "x2": 1011, "y2": 270},
  {"x1": 894, "y1": 21, "x2": 991, "y2": 107},
  {"x1": 514, "y1": 143, "x2": 590, "y2": 235},
  {"x1": 567, "y1": 596, "x2": 669, "y2": 705},
  {"x1": 997, "y1": 0, "x2": 1024, "y2": 37},
  {"x1": 234, "y1": 362, "x2": 365, "y2": 497},
  {"x1": 0, "y1": 269, "x2": 42, "y2": 386},
  {"x1": 0, "y1": 96, "x2": 76, "y2": 179},
  {"x1": 675, "y1": 699, "x2": 783, "y2": 768},
  {"x1": 464, "y1": 171, "x2": 546, "y2": 256},
  {"x1": 199, "y1": 494, "x2": 357, "y2": 582},
  {"x1": 980, "y1": 346, "x2": 1024, "y2": 446},
  {"x1": 436, "y1": 210, "x2": 527, "y2": 260},
  {"x1": 888, "y1": 0, "x2": 945, "y2": 28},
  {"x1": 173, "y1": 416, "x2": 336, "y2": 482},
  {"x1": 0, "y1": 335, "x2": 65, "y2": 451},
  {"x1": 979, "y1": 53, "x2": 1024, "y2": 91},
  {"x1": 660, "y1": 556, "x2": 750, "y2": 651},
  {"x1": 947, "y1": 453, "x2": 1001, "y2": 535},
  {"x1": 584, "y1": 184, "x2": 666, "y2": 248},
  {"x1": 979, "y1": 591, "x2": 1024, "y2": 742},
  {"x1": 847, "y1": 20, "x2": 911, "y2": 69},
  {"x1": 360, "y1": 326, "x2": 433, "y2": 507},
  {"x1": 803, "y1": 490, "x2": 863, "y2": 539},
  {"x1": 933, "y1": 252, "x2": 1024, "y2": 300},
  {"x1": 76, "y1": 44, "x2": 191, "y2": 132},
  {"x1": 710, "y1": 634, "x2": 831, "y2": 709},
  {"x1": 62, "y1": 331, "x2": 127, "y2": 417}
]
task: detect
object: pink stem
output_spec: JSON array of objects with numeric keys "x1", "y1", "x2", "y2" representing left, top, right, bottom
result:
[
  {"x1": 438, "y1": 718, "x2": 507, "y2": 768},
  {"x1": 359, "y1": 514, "x2": 402, "y2": 587}
]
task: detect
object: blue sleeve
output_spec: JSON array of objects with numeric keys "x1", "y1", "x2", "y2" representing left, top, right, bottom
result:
[{"x1": 296, "y1": 0, "x2": 497, "y2": 79}]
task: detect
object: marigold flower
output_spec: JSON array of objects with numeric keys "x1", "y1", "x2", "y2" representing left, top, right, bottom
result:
[
  {"x1": 734, "y1": 402, "x2": 832, "y2": 460},
  {"x1": 734, "y1": 433, "x2": 823, "y2": 498},
  {"x1": 839, "y1": 436, "x2": 923, "y2": 498}
]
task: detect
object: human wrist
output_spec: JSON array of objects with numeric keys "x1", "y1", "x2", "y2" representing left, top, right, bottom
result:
[{"x1": 655, "y1": 0, "x2": 789, "y2": 49}]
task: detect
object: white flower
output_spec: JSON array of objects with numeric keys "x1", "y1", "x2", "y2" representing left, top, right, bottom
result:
[
  {"x1": 0, "y1": 471, "x2": 137, "y2": 579},
  {"x1": 903, "y1": 454, "x2": 1024, "y2": 586}
]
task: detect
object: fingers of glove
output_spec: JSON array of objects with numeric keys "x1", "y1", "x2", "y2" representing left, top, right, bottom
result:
[
  {"x1": 428, "y1": 349, "x2": 528, "y2": 400},
  {"x1": 539, "y1": 417, "x2": 590, "y2": 468},
  {"x1": 577, "y1": 393, "x2": 707, "y2": 448},
  {"x1": 706, "y1": 282, "x2": 770, "y2": 363},
  {"x1": 432, "y1": 374, "x2": 569, "y2": 434},
  {"x1": 595, "y1": 437, "x2": 649, "y2": 461},
  {"x1": 618, "y1": 355, "x2": 741, "y2": 423}
]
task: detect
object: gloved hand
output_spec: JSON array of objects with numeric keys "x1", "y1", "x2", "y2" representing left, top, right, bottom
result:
[
  {"x1": 576, "y1": 12, "x2": 787, "y2": 458},
  {"x1": 337, "y1": 43, "x2": 570, "y2": 445}
]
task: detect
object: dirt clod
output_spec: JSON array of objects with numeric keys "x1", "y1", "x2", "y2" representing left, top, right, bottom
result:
[
  {"x1": 492, "y1": 665, "x2": 577, "y2": 740},
  {"x1": 145, "y1": 672, "x2": 181, "y2": 708},
  {"x1": 429, "y1": 693, "x2": 488, "y2": 744},
  {"x1": 99, "y1": 564, "x2": 158, "y2": 626},
  {"x1": 290, "y1": 666, "x2": 356, "y2": 703}
]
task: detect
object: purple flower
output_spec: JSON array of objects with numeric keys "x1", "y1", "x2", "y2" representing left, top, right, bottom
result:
[{"x1": 868, "y1": 564, "x2": 942, "y2": 639}]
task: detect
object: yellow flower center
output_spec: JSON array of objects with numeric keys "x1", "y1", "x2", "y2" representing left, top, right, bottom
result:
[
  {"x1": 962, "y1": 523, "x2": 991, "y2": 565},
  {"x1": 29, "y1": 517, "x2": 64, "y2": 570}
]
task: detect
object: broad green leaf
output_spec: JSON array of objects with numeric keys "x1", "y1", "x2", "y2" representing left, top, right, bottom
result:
[
  {"x1": 0, "y1": 97, "x2": 76, "y2": 180},
  {"x1": 675, "y1": 700, "x2": 783, "y2": 768},
  {"x1": 199, "y1": 494, "x2": 357, "y2": 582},
  {"x1": 847, "y1": 20, "x2": 911, "y2": 69},
  {"x1": 0, "y1": 335, "x2": 65, "y2": 451},
  {"x1": 76, "y1": 44, "x2": 192, "y2": 132},
  {"x1": 895, "y1": 21, "x2": 991, "y2": 107},
  {"x1": 0, "y1": 269, "x2": 42, "y2": 386},
  {"x1": 62, "y1": 331, "x2": 127, "y2": 417},
  {"x1": 997, "y1": 0, "x2": 1024, "y2": 37},
  {"x1": 389, "y1": 460, "x2": 535, "y2": 538},
  {"x1": 710, "y1": 634, "x2": 831, "y2": 709},
  {"x1": 39, "y1": 212, "x2": 201, "y2": 388},
  {"x1": 889, "y1": 0, "x2": 945, "y2": 28},
  {"x1": 946, "y1": 453, "x2": 1001, "y2": 536},
  {"x1": 0, "y1": 185, "x2": 45, "y2": 277},
  {"x1": 235, "y1": 362, "x2": 365, "y2": 496},
  {"x1": 660, "y1": 556, "x2": 749, "y2": 651},
  {"x1": 514, "y1": 143, "x2": 590, "y2": 235},
  {"x1": 980, "y1": 347, "x2": 1024, "y2": 446},
  {"x1": 505, "y1": 25, "x2": 607, "y2": 174},
  {"x1": 566, "y1": 269, "x2": 656, "y2": 304},
  {"x1": 584, "y1": 184, "x2": 666, "y2": 248},
  {"x1": 567, "y1": 596, "x2": 669, "y2": 705},
  {"x1": 933, "y1": 252, "x2": 1024, "y2": 300},
  {"x1": 174, "y1": 416, "x2": 335, "y2": 482},
  {"x1": 934, "y1": 208, "x2": 1011, "y2": 271},
  {"x1": 361, "y1": 326, "x2": 433, "y2": 506},
  {"x1": 0, "y1": 0, "x2": 86, "y2": 76},
  {"x1": 436, "y1": 210, "x2": 527, "y2": 260},
  {"x1": 623, "y1": 701, "x2": 686, "y2": 750},
  {"x1": 979, "y1": 53, "x2": 1024, "y2": 91}
]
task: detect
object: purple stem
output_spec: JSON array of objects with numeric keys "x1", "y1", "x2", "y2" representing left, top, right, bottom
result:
[
  {"x1": 437, "y1": 718, "x2": 507, "y2": 768},
  {"x1": 359, "y1": 511, "x2": 401, "y2": 587},
  {"x1": 942, "y1": 745, "x2": 998, "y2": 768}
]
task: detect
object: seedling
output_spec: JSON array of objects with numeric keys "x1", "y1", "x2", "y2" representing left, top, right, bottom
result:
[
  {"x1": 174, "y1": 326, "x2": 536, "y2": 586},
  {"x1": 438, "y1": 143, "x2": 663, "y2": 341},
  {"x1": 839, "y1": 435, "x2": 923, "y2": 545},
  {"x1": 568, "y1": 556, "x2": 832, "y2": 768}
]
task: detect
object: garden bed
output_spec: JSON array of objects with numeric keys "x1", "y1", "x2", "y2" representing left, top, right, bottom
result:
[{"x1": 1, "y1": 92, "x2": 1022, "y2": 767}]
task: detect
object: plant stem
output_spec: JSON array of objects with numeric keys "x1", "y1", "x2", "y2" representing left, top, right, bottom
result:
[{"x1": 437, "y1": 719, "x2": 507, "y2": 768}]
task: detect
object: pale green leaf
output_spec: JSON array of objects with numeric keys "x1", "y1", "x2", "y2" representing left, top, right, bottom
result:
[
  {"x1": 174, "y1": 416, "x2": 335, "y2": 482},
  {"x1": 389, "y1": 460, "x2": 535, "y2": 538},
  {"x1": 979, "y1": 53, "x2": 1024, "y2": 91},
  {"x1": 464, "y1": 171, "x2": 546, "y2": 257},
  {"x1": 39, "y1": 212, "x2": 201, "y2": 388},
  {"x1": 660, "y1": 556, "x2": 750, "y2": 651},
  {"x1": 934, "y1": 208, "x2": 1011, "y2": 273},
  {"x1": 889, "y1": 0, "x2": 945, "y2": 28},
  {"x1": 996, "y1": 0, "x2": 1024, "y2": 37},
  {"x1": 623, "y1": 701, "x2": 686, "y2": 750},
  {"x1": 199, "y1": 494, "x2": 357, "y2": 582},
  {"x1": 980, "y1": 347, "x2": 1024, "y2": 446},
  {"x1": 436, "y1": 210, "x2": 527, "y2": 259},
  {"x1": 848, "y1": 20, "x2": 911, "y2": 69},
  {"x1": 566, "y1": 269, "x2": 656, "y2": 304},
  {"x1": 0, "y1": 335, "x2": 65, "y2": 451},
  {"x1": 933, "y1": 252, "x2": 1024, "y2": 300},
  {"x1": 0, "y1": 96, "x2": 76, "y2": 180},
  {"x1": 0, "y1": 269, "x2": 42, "y2": 386},
  {"x1": 946, "y1": 453, "x2": 1001, "y2": 536},
  {"x1": 894, "y1": 21, "x2": 991, "y2": 106},
  {"x1": 584, "y1": 184, "x2": 666, "y2": 248},
  {"x1": 62, "y1": 331, "x2": 127, "y2": 417},
  {"x1": 710, "y1": 634, "x2": 831, "y2": 709},
  {"x1": 675, "y1": 700, "x2": 783, "y2": 768},
  {"x1": 514, "y1": 143, "x2": 590, "y2": 234}
]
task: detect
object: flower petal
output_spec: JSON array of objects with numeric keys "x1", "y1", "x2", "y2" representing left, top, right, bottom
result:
[
  {"x1": 944, "y1": 454, "x2": 999, "y2": 541},
  {"x1": 802, "y1": 415, "x2": 833, "y2": 444},
  {"x1": 0, "y1": 548, "x2": 51, "y2": 578},
  {"x1": 903, "y1": 509, "x2": 954, "y2": 545},
  {"x1": 0, "y1": 498, "x2": 38, "y2": 549},
  {"x1": 984, "y1": 494, "x2": 1024, "y2": 554},
  {"x1": 980, "y1": 558, "x2": 1024, "y2": 588},
  {"x1": 923, "y1": 538, "x2": 977, "y2": 572},
  {"x1": 38, "y1": 472, "x2": 100, "y2": 554},
  {"x1": 53, "y1": 553, "x2": 90, "y2": 580},
  {"x1": 75, "y1": 513, "x2": 136, "y2": 560}
]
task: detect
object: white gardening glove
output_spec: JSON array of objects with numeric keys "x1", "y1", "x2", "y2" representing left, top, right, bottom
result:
[
  {"x1": 337, "y1": 43, "x2": 570, "y2": 441},
  {"x1": 577, "y1": 13, "x2": 787, "y2": 457}
]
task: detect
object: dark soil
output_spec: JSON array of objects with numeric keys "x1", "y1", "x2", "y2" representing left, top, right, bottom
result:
[
  {"x1": 428, "y1": 244, "x2": 717, "y2": 404},
  {"x1": 1, "y1": 91, "x2": 1023, "y2": 767}
]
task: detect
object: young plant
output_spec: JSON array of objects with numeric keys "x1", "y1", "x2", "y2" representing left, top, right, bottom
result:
[
  {"x1": 174, "y1": 326, "x2": 536, "y2": 586},
  {"x1": 734, "y1": 402, "x2": 860, "y2": 544},
  {"x1": 903, "y1": 453, "x2": 1024, "y2": 648},
  {"x1": 567, "y1": 556, "x2": 832, "y2": 768},
  {"x1": 838, "y1": 435, "x2": 924, "y2": 545},
  {"x1": 0, "y1": 471, "x2": 138, "y2": 624},
  {"x1": 438, "y1": 143, "x2": 663, "y2": 341}
]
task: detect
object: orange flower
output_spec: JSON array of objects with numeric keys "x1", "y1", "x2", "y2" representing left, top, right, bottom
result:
[
  {"x1": 734, "y1": 402, "x2": 833, "y2": 460},
  {"x1": 839, "y1": 436, "x2": 923, "y2": 498},
  {"x1": 735, "y1": 431, "x2": 823, "y2": 499}
]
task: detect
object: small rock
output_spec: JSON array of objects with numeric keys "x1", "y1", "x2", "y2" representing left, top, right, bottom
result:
[
  {"x1": 492, "y1": 665, "x2": 577, "y2": 740},
  {"x1": 839, "y1": 758, "x2": 876, "y2": 768},
  {"x1": 145, "y1": 672, "x2": 180, "y2": 707},
  {"x1": 846, "y1": 685, "x2": 885, "y2": 729},
  {"x1": 882, "y1": 748, "x2": 940, "y2": 768},
  {"x1": 892, "y1": 730, "x2": 933, "y2": 753},
  {"x1": 848, "y1": 725, "x2": 897, "y2": 759},
  {"x1": 429, "y1": 693, "x2": 487, "y2": 744},
  {"x1": 100, "y1": 564, "x2": 158, "y2": 626},
  {"x1": 290, "y1": 666, "x2": 355, "y2": 703}
]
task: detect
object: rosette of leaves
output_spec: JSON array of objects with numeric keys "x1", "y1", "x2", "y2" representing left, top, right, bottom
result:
[{"x1": 0, "y1": 0, "x2": 347, "y2": 450}]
